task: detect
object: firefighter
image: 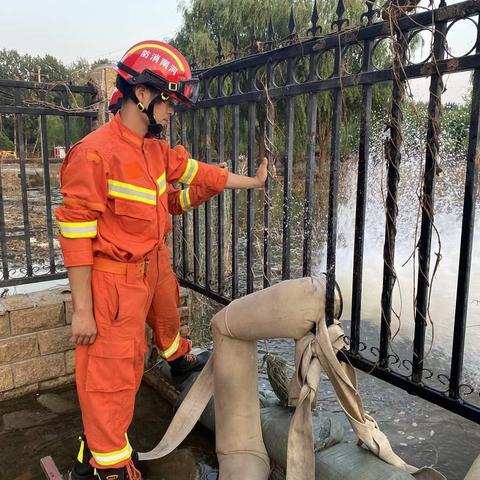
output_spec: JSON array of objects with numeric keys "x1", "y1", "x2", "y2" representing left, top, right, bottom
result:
[
  {"x1": 108, "y1": 88, "x2": 224, "y2": 375},
  {"x1": 55, "y1": 40, "x2": 268, "y2": 480}
]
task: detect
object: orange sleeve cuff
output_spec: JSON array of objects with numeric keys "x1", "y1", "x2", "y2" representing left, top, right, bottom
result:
[
  {"x1": 59, "y1": 236, "x2": 94, "y2": 267},
  {"x1": 195, "y1": 164, "x2": 228, "y2": 192}
]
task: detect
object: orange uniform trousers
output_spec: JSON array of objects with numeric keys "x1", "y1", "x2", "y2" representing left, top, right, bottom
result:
[
  {"x1": 145, "y1": 242, "x2": 190, "y2": 361},
  {"x1": 75, "y1": 257, "x2": 152, "y2": 469}
]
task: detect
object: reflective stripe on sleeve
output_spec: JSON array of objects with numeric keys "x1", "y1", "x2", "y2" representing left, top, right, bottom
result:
[
  {"x1": 160, "y1": 332, "x2": 180, "y2": 359},
  {"x1": 179, "y1": 188, "x2": 192, "y2": 211},
  {"x1": 58, "y1": 220, "x2": 97, "y2": 239},
  {"x1": 108, "y1": 179, "x2": 157, "y2": 205},
  {"x1": 91, "y1": 435, "x2": 132, "y2": 466},
  {"x1": 156, "y1": 172, "x2": 167, "y2": 196},
  {"x1": 178, "y1": 158, "x2": 199, "y2": 185}
]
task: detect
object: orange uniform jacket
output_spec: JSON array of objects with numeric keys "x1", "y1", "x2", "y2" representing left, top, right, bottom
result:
[{"x1": 55, "y1": 114, "x2": 228, "y2": 264}]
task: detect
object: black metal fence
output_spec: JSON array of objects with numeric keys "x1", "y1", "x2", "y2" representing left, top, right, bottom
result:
[
  {"x1": 0, "y1": 79, "x2": 97, "y2": 287},
  {"x1": 171, "y1": 0, "x2": 480, "y2": 423},
  {"x1": 1, "y1": 0, "x2": 479, "y2": 424}
]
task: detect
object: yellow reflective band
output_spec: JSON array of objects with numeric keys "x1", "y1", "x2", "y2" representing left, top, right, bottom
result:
[
  {"x1": 126, "y1": 44, "x2": 186, "y2": 72},
  {"x1": 179, "y1": 188, "x2": 192, "y2": 212},
  {"x1": 178, "y1": 158, "x2": 199, "y2": 185},
  {"x1": 160, "y1": 332, "x2": 181, "y2": 359},
  {"x1": 58, "y1": 220, "x2": 97, "y2": 239},
  {"x1": 108, "y1": 179, "x2": 157, "y2": 205},
  {"x1": 157, "y1": 173, "x2": 167, "y2": 196},
  {"x1": 91, "y1": 436, "x2": 132, "y2": 467},
  {"x1": 77, "y1": 438, "x2": 85, "y2": 463}
]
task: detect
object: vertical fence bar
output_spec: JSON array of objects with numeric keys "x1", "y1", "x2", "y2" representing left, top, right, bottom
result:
[
  {"x1": 351, "y1": 38, "x2": 373, "y2": 354},
  {"x1": 63, "y1": 90, "x2": 71, "y2": 150},
  {"x1": 247, "y1": 67, "x2": 256, "y2": 294},
  {"x1": 449, "y1": 21, "x2": 480, "y2": 399},
  {"x1": 204, "y1": 103, "x2": 212, "y2": 290},
  {"x1": 325, "y1": 44, "x2": 343, "y2": 326},
  {"x1": 14, "y1": 97, "x2": 33, "y2": 277},
  {"x1": 412, "y1": 17, "x2": 447, "y2": 383},
  {"x1": 264, "y1": 62, "x2": 274, "y2": 288},
  {"x1": 282, "y1": 58, "x2": 295, "y2": 280},
  {"x1": 170, "y1": 117, "x2": 179, "y2": 272},
  {"x1": 192, "y1": 109, "x2": 200, "y2": 283},
  {"x1": 0, "y1": 162, "x2": 8, "y2": 282},
  {"x1": 180, "y1": 113, "x2": 190, "y2": 278},
  {"x1": 40, "y1": 114, "x2": 56, "y2": 274},
  {"x1": 232, "y1": 73, "x2": 240, "y2": 298},
  {"x1": 303, "y1": 54, "x2": 318, "y2": 276},
  {"x1": 217, "y1": 75, "x2": 225, "y2": 294},
  {"x1": 379, "y1": 21, "x2": 408, "y2": 367}
]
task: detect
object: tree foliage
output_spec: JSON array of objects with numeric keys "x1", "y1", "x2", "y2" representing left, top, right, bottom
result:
[
  {"x1": 0, "y1": 49, "x2": 112, "y2": 156},
  {"x1": 171, "y1": 0, "x2": 393, "y2": 169}
]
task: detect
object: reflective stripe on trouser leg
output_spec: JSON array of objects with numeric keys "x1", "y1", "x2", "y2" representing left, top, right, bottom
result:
[
  {"x1": 146, "y1": 245, "x2": 191, "y2": 361},
  {"x1": 75, "y1": 269, "x2": 149, "y2": 469},
  {"x1": 90, "y1": 435, "x2": 132, "y2": 467}
]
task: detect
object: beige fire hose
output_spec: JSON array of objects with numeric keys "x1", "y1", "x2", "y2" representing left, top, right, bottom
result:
[
  {"x1": 139, "y1": 276, "x2": 446, "y2": 480},
  {"x1": 465, "y1": 454, "x2": 480, "y2": 480}
]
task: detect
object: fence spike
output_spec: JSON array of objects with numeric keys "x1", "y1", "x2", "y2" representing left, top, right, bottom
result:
[
  {"x1": 332, "y1": 0, "x2": 350, "y2": 32},
  {"x1": 361, "y1": 0, "x2": 379, "y2": 26},
  {"x1": 216, "y1": 34, "x2": 224, "y2": 63},
  {"x1": 288, "y1": 5, "x2": 297, "y2": 43},
  {"x1": 266, "y1": 16, "x2": 275, "y2": 50},
  {"x1": 233, "y1": 30, "x2": 239, "y2": 59},
  {"x1": 307, "y1": 0, "x2": 322, "y2": 36},
  {"x1": 249, "y1": 26, "x2": 257, "y2": 54},
  {"x1": 190, "y1": 52, "x2": 197, "y2": 70}
]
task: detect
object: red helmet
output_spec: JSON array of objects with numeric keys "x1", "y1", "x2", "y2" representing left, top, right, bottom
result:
[
  {"x1": 117, "y1": 40, "x2": 199, "y2": 106},
  {"x1": 108, "y1": 89, "x2": 123, "y2": 113}
]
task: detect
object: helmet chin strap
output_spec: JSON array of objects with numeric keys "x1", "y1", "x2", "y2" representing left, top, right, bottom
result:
[
  {"x1": 132, "y1": 90, "x2": 165, "y2": 139},
  {"x1": 145, "y1": 94, "x2": 164, "y2": 138}
]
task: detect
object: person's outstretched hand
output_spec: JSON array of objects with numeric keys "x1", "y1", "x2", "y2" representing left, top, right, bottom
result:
[{"x1": 255, "y1": 157, "x2": 268, "y2": 187}]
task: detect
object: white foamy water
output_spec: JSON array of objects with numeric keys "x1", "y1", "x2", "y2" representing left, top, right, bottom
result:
[{"x1": 314, "y1": 150, "x2": 480, "y2": 381}]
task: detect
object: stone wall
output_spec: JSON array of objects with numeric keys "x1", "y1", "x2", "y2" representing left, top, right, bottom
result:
[{"x1": 0, "y1": 286, "x2": 190, "y2": 401}]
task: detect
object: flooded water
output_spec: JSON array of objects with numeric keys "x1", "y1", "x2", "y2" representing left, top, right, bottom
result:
[
  {"x1": 0, "y1": 384, "x2": 218, "y2": 480},
  {"x1": 258, "y1": 334, "x2": 480, "y2": 480}
]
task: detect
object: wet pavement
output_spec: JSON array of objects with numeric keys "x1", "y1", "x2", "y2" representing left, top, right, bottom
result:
[{"x1": 0, "y1": 384, "x2": 218, "y2": 480}]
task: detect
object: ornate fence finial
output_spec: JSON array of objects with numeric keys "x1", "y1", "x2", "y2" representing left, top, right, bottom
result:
[
  {"x1": 331, "y1": 0, "x2": 350, "y2": 32},
  {"x1": 233, "y1": 30, "x2": 239, "y2": 59},
  {"x1": 307, "y1": 0, "x2": 322, "y2": 37},
  {"x1": 288, "y1": 6, "x2": 297, "y2": 42},
  {"x1": 439, "y1": 0, "x2": 446, "y2": 7},
  {"x1": 190, "y1": 51, "x2": 197, "y2": 70},
  {"x1": 216, "y1": 34, "x2": 224, "y2": 63},
  {"x1": 361, "y1": 0, "x2": 379, "y2": 26},
  {"x1": 266, "y1": 16, "x2": 275, "y2": 50},
  {"x1": 250, "y1": 26, "x2": 260, "y2": 54}
]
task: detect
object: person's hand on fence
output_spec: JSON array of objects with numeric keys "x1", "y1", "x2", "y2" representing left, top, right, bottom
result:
[
  {"x1": 255, "y1": 157, "x2": 268, "y2": 187},
  {"x1": 70, "y1": 309, "x2": 97, "y2": 345}
]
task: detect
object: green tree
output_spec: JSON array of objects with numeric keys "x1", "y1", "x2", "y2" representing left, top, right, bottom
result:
[
  {"x1": 172, "y1": 0, "x2": 392, "y2": 171},
  {"x1": 0, "y1": 129, "x2": 14, "y2": 150},
  {"x1": 0, "y1": 49, "x2": 112, "y2": 156}
]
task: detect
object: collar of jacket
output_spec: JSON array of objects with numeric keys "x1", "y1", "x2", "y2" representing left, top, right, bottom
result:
[{"x1": 111, "y1": 112, "x2": 158, "y2": 149}]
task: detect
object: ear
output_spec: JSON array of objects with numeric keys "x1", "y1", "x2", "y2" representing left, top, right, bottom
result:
[{"x1": 134, "y1": 84, "x2": 149, "y2": 103}]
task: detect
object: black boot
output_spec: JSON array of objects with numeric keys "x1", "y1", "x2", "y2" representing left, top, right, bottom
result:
[
  {"x1": 69, "y1": 435, "x2": 94, "y2": 480},
  {"x1": 168, "y1": 350, "x2": 211, "y2": 377},
  {"x1": 69, "y1": 435, "x2": 139, "y2": 480},
  {"x1": 95, "y1": 459, "x2": 142, "y2": 480}
]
